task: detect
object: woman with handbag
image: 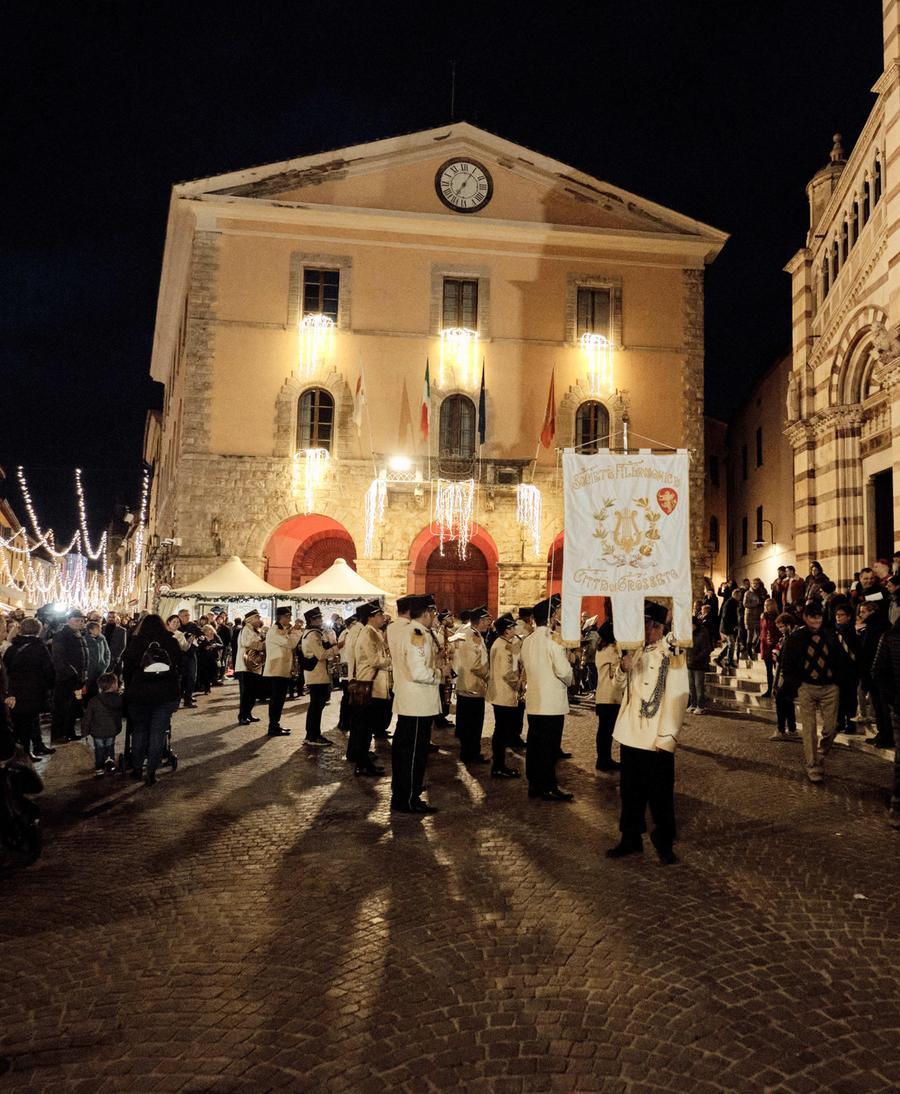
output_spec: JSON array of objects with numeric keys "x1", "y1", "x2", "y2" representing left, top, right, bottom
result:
[
  {"x1": 347, "y1": 602, "x2": 390, "y2": 776},
  {"x1": 235, "y1": 610, "x2": 266, "y2": 725}
]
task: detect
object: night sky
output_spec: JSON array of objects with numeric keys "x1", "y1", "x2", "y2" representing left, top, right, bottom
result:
[{"x1": 1, "y1": 2, "x2": 884, "y2": 532}]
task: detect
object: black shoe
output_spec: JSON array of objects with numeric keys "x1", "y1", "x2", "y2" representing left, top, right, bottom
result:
[
  {"x1": 595, "y1": 761, "x2": 621, "y2": 773},
  {"x1": 33, "y1": 743, "x2": 56, "y2": 756},
  {"x1": 491, "y1": 767, "x2": 520, "y2": 778},
  {"x1": 541, "y1": 788, "x2": 574, "y2": 802},
  {"x1": 557, "y1": 750, "x2": 573, "y2": 760},
  {"x1": 411, "y1": 800, "x2": 438, "y2": 814},
  {"x1": 354, "y1": 764, "x2": 385, "y2": 776},
  {"x1": 247, "y1": 715, "x2": 260, "y2": 723},
  {"x1": 650, "y1": 830, "x2": 678, "y2": 865},
  {"x1": 238, "y1": 718, "x2": 252, "y2": 726},
  {"x1": 267, "y1": 727, "x2": 291, "y2": 736},
  {"x1": 605, "y1": 839, "x2": 643, "y2": 859},
  {"x1": 183, "y1": 701, "x2": 197, "y2": 709},
  {"x1": 434, "y1": 718, "x2": 454, "y2": 728},
  {"x1": 144, "y1": 772, "x2": 157, "y2": 787},
  {"x1": 509, "y1": 739, "x2": 527, "y2": 753}
]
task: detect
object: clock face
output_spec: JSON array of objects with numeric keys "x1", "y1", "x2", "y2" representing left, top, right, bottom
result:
[{"x1": 435, "y1": 158, "x2": 493, "y2": 213}]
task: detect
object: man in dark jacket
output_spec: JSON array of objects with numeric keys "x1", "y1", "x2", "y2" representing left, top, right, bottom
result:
[
  {"x1": 3, "y1": 618, "x2": 56, "y2": 758},
  {"x1": 716, "y1": 589, "x2": 742, "y2": 667},
  {"x1": 104, "y1": 611, "x2": 128, "y2": 675},
  {"x1": 873, "y1": 600, "x2": 900, "y2": 828},
  {"x1": 780, "y1": 602, "x2": 846, "y2": 783},
  {"x1": 50, "y1": 610, "x2": 88, "y2": 743}
]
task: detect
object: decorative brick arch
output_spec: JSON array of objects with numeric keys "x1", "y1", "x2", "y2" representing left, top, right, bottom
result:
[
  {"x1": 557, "y1": 381, "x2": 628, "y2": 450},
  {"x1": 273, "y1": 367, "x2": 352, "y2": 458},
  {"x1": 407, "y1": 524, "x2": 499, "y2": 616},
  {"x1": 263, "y1": 513, "x2": 357, "y2": 590},
  {"x1": 831, "y1": 304, "x2": 889, "y2": 405}
]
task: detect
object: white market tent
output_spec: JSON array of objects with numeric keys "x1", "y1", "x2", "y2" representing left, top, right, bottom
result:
[
  {"x1": 285, "y1": 558, "x2": 389, "y2": 600},
  {"x1": 172, "y1": 556, "x2": 283, "y2": 598}
]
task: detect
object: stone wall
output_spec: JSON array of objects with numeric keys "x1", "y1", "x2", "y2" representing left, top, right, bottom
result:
[{"x1": 681, "y1": 268, "x2": 706, "y2": 598}]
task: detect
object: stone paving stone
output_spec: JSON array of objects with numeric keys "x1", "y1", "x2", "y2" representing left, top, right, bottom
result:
[{"x1": 1, "y1": 687, "x2": 898, "y2": 1091}]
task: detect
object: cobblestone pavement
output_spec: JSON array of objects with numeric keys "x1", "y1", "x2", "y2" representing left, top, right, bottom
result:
[{"x1": 2, "y1": 684, "x2": 899, "y2": 1093}]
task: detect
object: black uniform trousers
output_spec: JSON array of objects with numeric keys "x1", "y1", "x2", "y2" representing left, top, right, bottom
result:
[
  {"x1": 348, "y1": 697, "x2": 391, "y2": 765},
  {"x1": 391, "y1": 715, "x2": 432, "y2": 808},
  {"x1": 511, "y1": 700, "x2": 526, "y2": 742},
  {"x1": 525, "y1": 714, "x2": 562, "y2": 793},
  {"x1": 51, "y1": 680, "x2": 81, "y2": 741},
  {"x1": 456, "y1": 695, "x2": 485, "y2": 761},
  {"x1": 305, "y1": 683, "x2": 330, "y2": 740},
  {"x1": 595, "y1": 703, "x2": 620, "y2": 768},
  {"x1": 236, "y1": 671, "x2": 259, "y2": 721},
  {"x1": 491, "y1": 704, "x2": 518, "y2": 769},
  {"x1": 267, "y1": 676, "x2": 289, "y2": 729},
  {"x1": 619, "y1": 744, "x2": 676, "y2": 848}
]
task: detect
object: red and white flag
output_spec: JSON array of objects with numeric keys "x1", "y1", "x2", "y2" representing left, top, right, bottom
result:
[
  {"x1": 351, "y1": 371, "x2": 366, "y2": 433},
  {"x1": 540, "y1": 370, "x2": 556, "y2": 449}
]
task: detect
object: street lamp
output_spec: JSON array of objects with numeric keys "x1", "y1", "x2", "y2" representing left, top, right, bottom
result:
[{"x1": 752, "y1": 519, "x2": 775, "y2": 548}]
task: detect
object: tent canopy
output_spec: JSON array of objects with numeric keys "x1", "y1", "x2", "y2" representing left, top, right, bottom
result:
[
  {"x1": 172, "y1": 556, "x2": 283, "y2": 598},
  {"x1": 285, "y1": 557, "x2": 389, "y2": 599}
]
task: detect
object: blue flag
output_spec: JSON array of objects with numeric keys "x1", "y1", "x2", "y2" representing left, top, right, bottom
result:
[{"x1": 478, "y1": 359, "x2": 486, "y2": 446}]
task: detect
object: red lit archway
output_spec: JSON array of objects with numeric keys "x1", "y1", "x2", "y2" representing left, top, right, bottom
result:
[
  {"x1": 547, "y1": 531, "x2": 606, "y2": 623},
  {"x1": 408, "y1": 524, "x2": 499, "y2": 616},
  {"x1": 263, "y1": 514, "x2": 357, "y2": 590}
]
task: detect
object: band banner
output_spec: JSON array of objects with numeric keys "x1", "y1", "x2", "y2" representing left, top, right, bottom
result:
[{"x1": 561, "y1": 450, "x2": 692, "y2": 647}]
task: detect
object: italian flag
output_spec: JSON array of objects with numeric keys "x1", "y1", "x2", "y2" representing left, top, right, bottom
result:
[{"x1": 420, "y1": 359, "x2": 431, "y2": 442}]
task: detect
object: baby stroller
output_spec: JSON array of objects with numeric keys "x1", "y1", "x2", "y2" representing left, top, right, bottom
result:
[{"x1": 118, "y1": 715, "x2": 179, "y2": 775}]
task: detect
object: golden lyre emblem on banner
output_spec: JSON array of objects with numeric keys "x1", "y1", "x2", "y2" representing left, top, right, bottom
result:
[{"x1": 593, "y1": 495, "x2": 666, "y2": 567}]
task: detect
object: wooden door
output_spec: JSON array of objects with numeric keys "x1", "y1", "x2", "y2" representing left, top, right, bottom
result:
[{"x1": 426, "y1": 545, "x2": 488, "y2": 615}]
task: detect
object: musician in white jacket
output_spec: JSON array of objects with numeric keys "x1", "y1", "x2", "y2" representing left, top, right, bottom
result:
[
  {"x1": 519, "y1": 595, "x2": 574, "y2": 802},
  {"x1": 262, "y1": 606, "x2": 302, "y2": 736},
  {"x1": 452, "y1": 605, "x2": 491, "y2": 764},
  {"x1": 486, "y1": 614, "x2": 522, "y2": 778},
  {"x1": 607, "y1": 600, "x2": 689, "y2": 865},
  {"x1": 391, "y1": 595, "x2": 446, "y2": 814}
]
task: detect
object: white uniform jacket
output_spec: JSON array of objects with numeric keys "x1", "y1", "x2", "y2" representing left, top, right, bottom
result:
[
  {"x1": 235, "y1": 624, "x2": 264, "y2": 673},
  {"x1": 520, "y1": 627, "x2": 572, "y2": 716},
  {"x1": 301, "y1": 627, "x2": 333, "y2": 686},
  {"x1": 594, "y1": 644, "x2": 625, "y2": 705},
  {"x1": 393, "y1": 622, "x2": 442, "y2": 717},
  {"x1": 486, "y1": 636, "x2": 521, "y2": 708},
  {"x1": 453, "y1": 625, "x2": 489, "y2": 698},
  {"x1": 612, "y1": 636, "x2": 689, "y2": 753},
  {"x1": 353, "y1": 624, "x2": 392, "y2": 700},
  {"x1": 386, "y1": 617, "x2": 410, "y2": 665},
  {"x1": 263, "y1": 624, "x2": 302, "y2": 678},
  {"x1": 342, "y1": 620, "x2": 362, "y2": 679}
]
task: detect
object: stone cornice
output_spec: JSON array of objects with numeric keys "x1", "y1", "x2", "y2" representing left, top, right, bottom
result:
[
  {"x1": 784, "y1": 248, "x2": 811, "y2": 276},
  {"x1": 789, "y1": 404, "x2": 866, "y2": 445}
]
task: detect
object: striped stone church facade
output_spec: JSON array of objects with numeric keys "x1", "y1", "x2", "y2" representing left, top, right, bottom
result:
[{"x1": 785, "y1": 3, "x2": 900, "y2": 581}]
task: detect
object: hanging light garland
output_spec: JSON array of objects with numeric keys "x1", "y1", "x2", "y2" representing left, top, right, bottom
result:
[
  {"x1": 74, "y1": 468, "x2": 108, "y2": 562},
  {"x1": 580, "y1": 333, "x2": 614, "y2": 396},
  {"x1": 291, "y1": 448, "x2": 330, "y2": 514},
  {"x1": 363, "y1": 476, "x2": 387, "y2": 557},
  {"x1": 434, "y1": 478, "x2": 476, "y2": 560},
  {"x1": 516, "y1": 483, "x2": 543, "y2": 557},
  {"x1": 439, "y1": 327, "x2": 479, "y2": 388},
  {"x1": 298, "y1": 314, "x2": 336, "y2": 379},
  {"x1": 15, "y1": 466, "x2": 80, "y2": 557}
]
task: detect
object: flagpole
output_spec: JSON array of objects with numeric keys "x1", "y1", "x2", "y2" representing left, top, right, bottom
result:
[{"x1": 359, "y1": 363, "x2": 378, "y2": 478}]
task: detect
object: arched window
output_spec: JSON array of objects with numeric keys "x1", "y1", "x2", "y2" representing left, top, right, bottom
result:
[
  {"x1": 822, "y1": 256, "x2": 830, "y2": 298},
  {"x1": 863, "y1": 179, "x2": 871, "y2": 224},
  {"x1": 575, "y1": 401, "x2": 611, "y2": 454},
  {"x1": 851, "y1": 200, "x2": 859, "y2": 246},
  {"x1": 831, "y1": 239, "x2": 840, "y2": 282},
  {"x1": 439, "y1": 394, "x2": 476, "y2": 459},
  {"x1": 709, "y1": 515, "x2": 719, "y2": 553},
  {"x1": 841, "y1": 220, "x2": 849, "y2": 261},
  {"x1": 874, "y1": 158, "x2": 882, "y2": 204},
  {"x1": 296, "y1": 388, "x2": 334, "y2": 452}
]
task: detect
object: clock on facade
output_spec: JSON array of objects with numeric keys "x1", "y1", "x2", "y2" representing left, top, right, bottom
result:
[{"x1": 435, "y1": 158, "x2": 493, "y2": 213}]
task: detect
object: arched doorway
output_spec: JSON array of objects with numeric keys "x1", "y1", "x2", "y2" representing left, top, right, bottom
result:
[
  {"x1": 547, "y1": 532, "x2": 606, "y2": 624},
  {"x1": 263, "y1": 514, "x2": 357, "y2": 590},
  {"x1": 426, "y1": 544, "x2": 488, "y2": 615},
  {"x1": 408, "y1": 525, "x2": 499, "y2": 616}
]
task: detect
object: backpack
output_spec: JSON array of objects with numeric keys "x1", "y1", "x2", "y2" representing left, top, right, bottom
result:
[
  {"x1": 299, "y1": 635, "x2": 318, "y2": 672},
  {"x1": 140, "y1": 641, "x2": 172, "y2": 674}
]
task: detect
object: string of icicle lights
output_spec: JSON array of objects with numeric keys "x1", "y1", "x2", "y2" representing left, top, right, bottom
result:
[
  {"x1": 363, "y1": 477, "x2": 387, "y2": 557},
  {"x1": 435, "y1": 478, "x2": 475, "y2": 560},
  {"x1": 516, "y1": 483, "x2": 542, "y2": 557}
]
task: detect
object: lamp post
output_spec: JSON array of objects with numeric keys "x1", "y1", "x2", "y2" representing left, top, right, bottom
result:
[{"x1": 752, "y1": 519, "x2": 775, "y2": 549}]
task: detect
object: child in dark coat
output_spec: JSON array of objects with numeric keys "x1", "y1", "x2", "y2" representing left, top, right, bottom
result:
[{"x1": 81, "y1": 672, "x2": 123, "y2": 775}]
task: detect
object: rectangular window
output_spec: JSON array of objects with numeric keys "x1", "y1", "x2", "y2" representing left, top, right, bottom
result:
[
  {"x1": 756, "y1": 426, "x2": 763, "y2": 468},
  {"x1": 741, "y1": 443, "x2": 748, "y2": 481},
  {"x1": 741, "y1": 516, "x2": 748, "y2": 557},
  {"x1": 756, "y1": 506, "x2": 763, "y2": 544},
  {"x1": 576, "y1": 287, "x2": 611, "y2": 339},
  {"x1": 302, "y1": 268, "x2": 340, "y2": 322},
  {"x1": 709, "y1": 454, "x2": 720, "y2": 488},
  {"x1": 442, "y1": 278, "x2": 478, "y2": 329}
]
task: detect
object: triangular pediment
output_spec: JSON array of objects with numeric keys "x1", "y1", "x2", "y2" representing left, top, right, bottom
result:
[{"x1": 177, "y1": 123, "x2": 726, "y2": 243}]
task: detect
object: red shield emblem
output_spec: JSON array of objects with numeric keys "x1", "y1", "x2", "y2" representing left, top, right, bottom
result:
[{"x1": 656, "y1": 488, "x2": 678, "y2": 515}]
